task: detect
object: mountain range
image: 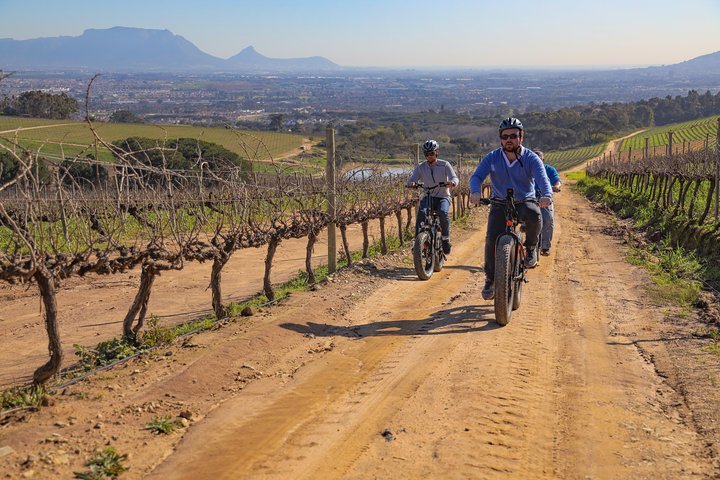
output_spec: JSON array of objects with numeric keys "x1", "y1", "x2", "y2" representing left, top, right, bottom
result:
[
  {"x1": 0, "y1": 26, "x2": 339, "y2": 72},
  {"x1": 0, "y1": 26, "x2": 718, "y2": 76}
]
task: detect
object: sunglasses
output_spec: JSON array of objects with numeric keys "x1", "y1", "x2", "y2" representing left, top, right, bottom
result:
[
  {"x1": 425, "y1": 152, "x2": 437, "y2": 157},
  {"x1": 500, "y1": 133, "x2": 519, "y2": 140}
]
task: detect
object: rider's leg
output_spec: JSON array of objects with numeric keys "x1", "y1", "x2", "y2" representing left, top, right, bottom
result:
[
  {"x1": 416, "y1": 196, "x2": 429, "y2": 235},
  {"x1": 518, "y1": 203, "x2": 542, "y2": 267},
  {"x1": 540, "y1": 204, "x2": 554, "y2": 251},
  {"x1": 518, "y1": 203, "x2": 542, "y2": 250},
  {"x1": 435, "y1": 197, "x2": 452, "y2": 254},
  {"x1": 434, "y1": 197, "x2": 451, "y2": 238},
  {"x1": 484, "y1": 205, "x2": 507, "y2": 281}
]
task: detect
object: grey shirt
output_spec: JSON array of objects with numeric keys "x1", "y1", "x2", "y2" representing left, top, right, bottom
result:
[{"x1": 406, "y1": 159, "x2": 459, "y2": 199}]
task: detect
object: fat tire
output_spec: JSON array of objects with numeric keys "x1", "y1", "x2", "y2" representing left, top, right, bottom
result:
[
  {"x1": 413, "y1": 231, "x2": 435, "y2": 280},
  {"x1": 494, "y1": 235, "x2": 515, "y2": 326}
]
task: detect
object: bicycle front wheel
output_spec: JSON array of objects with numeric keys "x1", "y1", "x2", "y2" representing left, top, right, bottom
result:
[
  {"x1": 494, "y1": 235, "x2": 516, "y2": 326},
  {"x1": 413, "y1": 231, "x2": 435, "y2": 280}
]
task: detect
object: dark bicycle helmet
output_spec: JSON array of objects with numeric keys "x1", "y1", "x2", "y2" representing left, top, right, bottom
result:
[
  {"x1": 422, "y1": 139, "x2": 439, "y2": 154},
  {"x1": 499, "y1": 117, "x2": 524, "y2": 132}
]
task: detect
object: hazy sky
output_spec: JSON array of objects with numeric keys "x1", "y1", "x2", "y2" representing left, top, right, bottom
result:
[{"x1": 1, "y1": 0, "x2": 719, "y2": 68}]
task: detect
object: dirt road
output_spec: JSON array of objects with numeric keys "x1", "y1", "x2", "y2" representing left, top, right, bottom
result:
[{"x1": 1, "y1": 184, "x2": 718, "y2": 479}]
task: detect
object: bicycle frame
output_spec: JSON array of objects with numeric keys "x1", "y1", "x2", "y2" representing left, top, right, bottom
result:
[
  {"x1": 481, "y1": 188, "x2": 534, "y2": 325},
  {"x1": 411, "y1": 182, "x2": 447, "y2": 280}
]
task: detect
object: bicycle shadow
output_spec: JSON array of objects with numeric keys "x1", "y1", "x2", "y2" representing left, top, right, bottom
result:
[
  {"x1": 280, "y1": 304, "x2": 501, "y2": 339},
  {"x1": 353, "y1": 263, "x2": 483, "y2": 282}
]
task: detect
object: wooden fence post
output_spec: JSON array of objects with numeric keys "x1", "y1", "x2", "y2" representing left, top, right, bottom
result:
[
  {"x1": 326, "y1": 125, "x2": 337, "y2": 273},
  {"x1": 715, "y1": 118, "x2": 720, "y2": 221},
  {"x1": 415, "y1": 143, "x2": 420, "y2": 165},
  {"x1": 667, "y1": 131, "x2": 673, "y2": 157},
  {"x1": 644, "y1": 137, "x2": 649, "y2": 159}
]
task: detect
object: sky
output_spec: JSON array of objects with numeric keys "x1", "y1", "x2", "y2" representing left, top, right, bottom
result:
[{"x1": 1, "y1": 0, "x2": 719, "y2": 68}]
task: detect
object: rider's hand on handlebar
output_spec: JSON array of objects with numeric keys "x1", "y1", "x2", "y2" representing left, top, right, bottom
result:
[
  {"x1": 538, "y1": 196, "x2": 552, "y2": 208},
  {"x1": 470, "y1": 191, "x2": 482, "y2": 206}
]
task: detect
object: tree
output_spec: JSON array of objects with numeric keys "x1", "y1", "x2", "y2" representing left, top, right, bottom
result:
[
  {"x1": 109, "y1": 110, "x2": 144, "y2": 124},
  {"x1": 269, "y1": 113, "x2": 286, "y2": 131},
  {"x1": 111, "y1": 137, "x2": 251, "y2": 185},
  {"x1": 12, "y1": 90, "x2": 78, "y2": 119}
]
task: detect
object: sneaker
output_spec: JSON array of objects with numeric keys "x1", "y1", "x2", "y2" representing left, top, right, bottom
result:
[
  {"x1": 540, "y1": 248, "x2": 550, "y2": 256},
  {"x1": 482, "y1": 280, "x2": 494, "y2": 300},
  {"x1": 526, "y1": 248, "x2": 538, "y2": 268},
  {"x1": 442, "y1": 239, "x2": 452, "y2": 254}
]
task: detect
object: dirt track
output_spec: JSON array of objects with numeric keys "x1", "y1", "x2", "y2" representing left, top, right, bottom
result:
[{"x1": 1, "y1": 183, "x2": 719, "y2": 479}]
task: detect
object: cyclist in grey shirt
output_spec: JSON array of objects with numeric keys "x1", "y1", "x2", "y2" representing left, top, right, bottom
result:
[{"x1": 406, "y1": 140, "x2": 459, "y2": 254}]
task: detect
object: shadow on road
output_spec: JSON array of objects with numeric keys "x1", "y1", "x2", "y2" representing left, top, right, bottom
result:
[
  {"x1": 353, "y1": 263, "x2": 483, "y2": 282},
  {"x1": 280, "y1": 304, "x2": 501, "y2": 338}
]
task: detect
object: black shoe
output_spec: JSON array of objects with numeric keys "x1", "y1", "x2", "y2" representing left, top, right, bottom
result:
[
  {"x1": 482, "y1": 280, "x2": 494, "y2": 300},
  {"x1": 442, "y1": 239, "x2": 451, "y2": 254},
  {"x1": 526, "y1": 248, "x2": 538, "y2": 268},
  {"x1": 540, "y1": 248, "x2": 550, "y2": 256}
]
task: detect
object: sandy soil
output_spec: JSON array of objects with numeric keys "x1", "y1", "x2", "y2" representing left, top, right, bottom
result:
[
  {"x1": 0, "y1": 221, "x2": 394, "y2": 388},
  {"x1": 1, "y1": 184, "x2": 719, "y2": 479}
]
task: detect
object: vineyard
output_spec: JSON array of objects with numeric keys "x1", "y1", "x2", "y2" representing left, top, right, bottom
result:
[
  {"x1": 586, "y1": 120, "x2": 720, "y2": 259},
  {"x1": 0, "y1": 120, "x2": 474, "y2": 389},
  {"x1": 618, "y1": 116, "x2": 719, "y2": 160},
  {"x1": 543, "y1": 143, "x2": 607, "y2": 171}
]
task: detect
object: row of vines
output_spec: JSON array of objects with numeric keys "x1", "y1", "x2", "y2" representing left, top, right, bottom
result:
[
  {"x1": 586, "y1": 117, "x2": 720, "y2": 253},
  {"x1": 0, "y1": 111, "x2": 473, "y2": 389}
]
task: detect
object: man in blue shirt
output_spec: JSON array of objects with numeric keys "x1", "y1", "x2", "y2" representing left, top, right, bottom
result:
[
  {"x1": 469, "y1": 118, "x2": 552, "y2": 300},
  {"x1": 533, "y1": 150, "x2": 562, "y2": 256}
]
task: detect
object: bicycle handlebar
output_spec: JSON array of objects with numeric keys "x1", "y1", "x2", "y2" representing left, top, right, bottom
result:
[
  {"x1": 478, "y1": 197, "x2": 537, "y2": 206},
  {"x1": 407, "y1": 182, "x2": 449, "y2": 190}
]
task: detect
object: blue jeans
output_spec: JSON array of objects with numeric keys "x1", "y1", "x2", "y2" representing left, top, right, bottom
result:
[
  {"x1": 416, "y1": 196, "x2": 451, "y2": 239},
  {"x1": 540, "y1": 204, "x2": 554, "y2": 250}
]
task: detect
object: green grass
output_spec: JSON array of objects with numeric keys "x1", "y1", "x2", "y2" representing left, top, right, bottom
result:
[
  {"x1": 144, "y1": 415, "x2": 183, "y2": 435},
  {"x1": 576, "y1": 175, "x2": 706, "y2": 307},
  {"x1": 626, "y1": 244, "x2": 703, "y2": 307},
  {"x1": 704, "y1": 330, "x2": 720, "y2": 356},
  {"x1": 0, "y1": 115, "x2": 304, "y2": 162},
  {"x1": 565, "y1": 170, "x2": 586, "y2": 182},
  {"x1": 545, "y1": 143, "x2": 606, "y2": 171},
  {"x1": 74, "y1": 447, "x2": 128, "y2": 479},
  {"x1": 0, "y1": 384, "x2": 47, "y2": 410}
]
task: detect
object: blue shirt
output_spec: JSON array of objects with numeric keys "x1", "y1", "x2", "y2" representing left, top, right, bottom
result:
[
  {"x1": 470, "y1": 146, "x2": 553, "y2": 200},
  {"x1": 535, "y1": 164, "x2": 560, "y2": 198}
]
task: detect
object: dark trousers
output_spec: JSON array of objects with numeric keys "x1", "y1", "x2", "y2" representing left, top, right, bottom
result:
[
  {"x1": 416, "y1": 196, "x2": 451, "y2": 239},
  {"x1": 484, "y1": 202, "x2": 541, "y2": 280}
]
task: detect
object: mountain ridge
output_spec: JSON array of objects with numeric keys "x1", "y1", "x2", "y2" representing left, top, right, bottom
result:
[{"x1": 0, "y1": 26, "x2": 340, "y2": 72}]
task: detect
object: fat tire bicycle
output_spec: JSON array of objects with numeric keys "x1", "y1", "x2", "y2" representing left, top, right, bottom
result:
[
  {"x1": 410, "y1": 182, "x2": 448, "y2": 280},
  {"x1": 480, "y1": 188, "x2": 538, "y2": 326}
]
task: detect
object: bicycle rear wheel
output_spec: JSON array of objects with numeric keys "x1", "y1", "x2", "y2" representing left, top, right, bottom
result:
[
  {"x1": 494, "y1": 235, "x2": 516, "y2": 326},
  {"x1": 413, "y1": 231, "x2": 435, "y2": 280}
]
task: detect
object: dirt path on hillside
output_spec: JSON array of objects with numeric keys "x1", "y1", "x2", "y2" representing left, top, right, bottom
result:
[
  {"x1": 567, "y1": 129, "x2": 646, "y2": 174},
  {"x1": 144, "y1": 188, "x2": 715, "y2": 479},
  {"x1": 1, "y1": 185, "x2": 718, "y2": 479}
]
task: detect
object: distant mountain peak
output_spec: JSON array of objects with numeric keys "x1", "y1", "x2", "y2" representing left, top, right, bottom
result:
[{"x1": 0, "y1": 27, "x2": 340, "y2": 72}]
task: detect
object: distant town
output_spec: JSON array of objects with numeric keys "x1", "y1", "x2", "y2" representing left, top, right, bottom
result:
[{"x1": 2, "y1": 68, "x2": 719, "y2": 132}]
